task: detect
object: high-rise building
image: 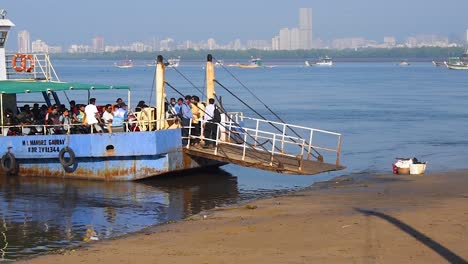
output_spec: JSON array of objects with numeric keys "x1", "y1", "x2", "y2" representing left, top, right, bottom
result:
[
  {"x1": 271, "y1": 36, "x2": 280, "y2": 50},
  {"x1": 92, "y1": 37, "x2": 105, "y2": 53},
  {"x1": 18, "y1": 30, "x2": 30, "y2": 53},
  {"x1": 299, "y1": 8, "x2": 313, "y2": 49},
  {"x1": 466, "y1": 29, "x2": 468, "y2": 44},
  {"x1": 279, "y1": 28, "x2": 291, "y2": 50}
]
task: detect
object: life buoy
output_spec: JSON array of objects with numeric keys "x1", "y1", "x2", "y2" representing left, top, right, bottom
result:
[
  {"x1": 23, "y1": 54, "x2": 35, "y2": 72},
  {"x1": 11, "y1": 54, "x2": 34, "y2": 73},
  {"x1": 1, "y1": 152, "x2": 17, "y2": 173},
  {"x1": 59, "y1": 147, "x2": 76, "y2": 167},
  {"x1": 12, "y1": 53, "x2": 25, "y2": 72}
]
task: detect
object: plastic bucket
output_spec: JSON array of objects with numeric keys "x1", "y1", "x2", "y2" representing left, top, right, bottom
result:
[{"x1": 409, "y1": 164, "x2": 426, "y2": 175}]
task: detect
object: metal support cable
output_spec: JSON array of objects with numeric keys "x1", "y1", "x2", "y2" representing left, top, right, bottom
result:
[
  {"x1": 214, "y1": 79, "x2": 320, "y2": 159},
  {"x1": 164, "y1": 81, "x2": 282, "y2": 164}
]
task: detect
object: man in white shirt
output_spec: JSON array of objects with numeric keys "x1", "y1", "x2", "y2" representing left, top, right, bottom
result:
[
  {"x1": 85, "y1": 98, "x2": 103, "y2": 133},
  {"x1": 203, "y1": 98, "x2": 217, "y2": 148},
  {"x1": 102, "y1": 104, "x2": 114, "y2": 133}
]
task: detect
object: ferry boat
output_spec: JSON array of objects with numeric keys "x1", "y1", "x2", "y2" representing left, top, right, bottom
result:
[
  {"x1": 0, "y1": 12, "x2": 344, "y2": 181},
  {"x1": 305, "y1": 56, "x2": 333, "y2": 67},
  {"x1": 239, "y1": 57, "x2": 263, "y2": 68},
  {"x1": 164, "y1": 56, "x2": 180, "y2": 68},
  {"x1": 115, "y1": 57, "x2": 134, "y2": 68}
]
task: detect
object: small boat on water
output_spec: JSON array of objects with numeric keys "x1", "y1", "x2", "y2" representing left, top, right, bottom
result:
[
  {"x1": 446, "y1": 57, "x2": 468, "y2": 70},
  {"x1": 432, "y1": 61, "x2": 446, "y2": 67},
  {"x1": 115, "y1": 57, "x2": 133, "y2": 68},
  {"x1": 215, "y1": 60, "x2": 224, "y2": 67},
  {"x1": 164, "y1": 56, "x2": 180, "y2": 68},
  {"x1": 398, "y1": 60, "x2": 410, "y2": 66},
  {"x1": 239, "y1": 57, "x2": 263, "y2": 68},
  {"x1": 305, "y1": 56, "x2": 333, "y2": 67}
]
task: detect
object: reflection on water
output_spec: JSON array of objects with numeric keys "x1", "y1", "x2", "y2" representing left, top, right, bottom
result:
[{"x1": 0, "y1": 169, "x2": 295, "y2": 260}]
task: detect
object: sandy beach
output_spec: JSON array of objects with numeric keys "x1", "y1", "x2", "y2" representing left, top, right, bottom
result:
[{"x1": 18, "y1": 171, "x2": 468, "y2": 264}]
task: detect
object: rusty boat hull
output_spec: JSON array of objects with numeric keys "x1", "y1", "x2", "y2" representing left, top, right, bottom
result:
[{"x1": 0, "y1": 129, "x2": 224, "y2": 181}]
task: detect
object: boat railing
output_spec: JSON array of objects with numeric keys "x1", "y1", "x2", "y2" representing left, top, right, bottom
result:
[
  {"x1": 0, "y1": 117, "x2": 179, "y2": 136},
  {"x1": 184, "y1": 113, "x2": 342, "y2": 167},
  {"x1": 5, "y1": 53, "x2": 60, "y2": 81}
]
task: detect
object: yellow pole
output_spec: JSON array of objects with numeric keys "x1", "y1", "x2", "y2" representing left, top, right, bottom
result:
[
  {"x1": 205, "y1": 54, "x2": 215, "y2": 103},
  {"x1": 156, "y1": 55, "x2": 167, "y2": 130}
]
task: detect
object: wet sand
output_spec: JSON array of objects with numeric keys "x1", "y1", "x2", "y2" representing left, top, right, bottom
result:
[{"x1": 19, "y1": 171, "x2": 468, "y2": 264}]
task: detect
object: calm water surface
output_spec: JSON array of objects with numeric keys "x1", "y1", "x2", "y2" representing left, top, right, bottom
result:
[{"x1": 2, "y1": 60, "x2": 468, "y2": 260}]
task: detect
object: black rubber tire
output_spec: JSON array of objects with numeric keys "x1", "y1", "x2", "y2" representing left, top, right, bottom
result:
[
  {"x1": 1, "y1": 152, "x2": 16, "y2": 173},
  {"x1": 59, "y1": 147, "x2": 76, "y2": 167}
]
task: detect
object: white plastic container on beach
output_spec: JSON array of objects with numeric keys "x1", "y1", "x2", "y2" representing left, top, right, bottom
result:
[{"x1": 409, "y1": 163, "x2": 426, "y2": 175}]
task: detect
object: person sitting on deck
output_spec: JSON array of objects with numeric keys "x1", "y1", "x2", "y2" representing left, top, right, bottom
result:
[
  {"x1": 112, "y1": 103, "x2": 127, "y2": 132},
  {"x1": 56, "y1": 108, "x2": 71, "y2": 134},
  {"x1": 135, "y1": 100, "x2": 148, "y2": 112},
  {"x1": 46, "y1": 105, "x2": 61, "y2": 134},
  {"x1": 102, "y1": 104, "x2": 114, "y2": 133},
  {"x1": 85, "y1": 98, "x2": 103, "y2": 133},
  {"x1": 2, "y1": 108, "x2": 19, "y2": 136}
]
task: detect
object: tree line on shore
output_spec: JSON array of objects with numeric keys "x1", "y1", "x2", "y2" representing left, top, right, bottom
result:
[{"x1": 52, "y1": 47, "x2": 466, "y2": 61}]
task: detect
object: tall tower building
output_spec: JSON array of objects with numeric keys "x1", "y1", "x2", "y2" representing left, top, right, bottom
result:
[
  {"x1": 18, "y1": 30, "x2": 30, "y2": 53},
  {"x1": 92, "y1": 37, "x2": 105, "y2": 53},
  {"x1": 299, "y1": 8, "x2": 313, "y2": 49}
]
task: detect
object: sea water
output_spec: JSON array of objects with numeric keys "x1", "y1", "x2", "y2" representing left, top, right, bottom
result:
[{"x1": 1, "y1": 60, "x2": 467, "y2": 259}]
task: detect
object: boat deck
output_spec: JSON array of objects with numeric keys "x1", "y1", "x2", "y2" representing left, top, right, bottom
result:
[{"x1": 184, "y1": 143, "x2": 344, "y2": 175}]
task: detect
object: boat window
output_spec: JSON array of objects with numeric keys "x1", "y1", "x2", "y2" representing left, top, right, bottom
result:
[{"x1": 0, "y1": 31, "x2": 7, "y2": 48}]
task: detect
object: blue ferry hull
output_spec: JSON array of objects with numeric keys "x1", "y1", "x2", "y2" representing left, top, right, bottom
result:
[{"x1": 0, "y1": 129, "x2": 223, "y2": 181}]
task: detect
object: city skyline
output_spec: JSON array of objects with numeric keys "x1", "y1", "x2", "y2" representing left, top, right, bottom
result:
[{"x1": 2, "y1": 0, "x2": 468, "y2": 49}]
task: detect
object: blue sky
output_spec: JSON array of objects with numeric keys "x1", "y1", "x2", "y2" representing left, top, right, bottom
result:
[{"x1": 2, "y1": 0, "x2": 468, "y2": 47}]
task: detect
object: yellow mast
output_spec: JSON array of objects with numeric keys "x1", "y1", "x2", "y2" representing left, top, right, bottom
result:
[
  {"x1": 205, "y1": 54, "x2": 215, "y2": 102},
  {"x1": 156, "y1": 55, "x2": 167, "y2": 130}
]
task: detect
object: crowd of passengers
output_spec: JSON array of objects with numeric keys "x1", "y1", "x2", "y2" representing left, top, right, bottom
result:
[{"x1": 1, "y1": 95, "x2": 220, "y2": 148}]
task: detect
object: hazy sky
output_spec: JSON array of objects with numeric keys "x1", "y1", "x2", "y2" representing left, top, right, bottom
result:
[{"x1": 2, "y1": 0, "x2": 468, "y2": 48}]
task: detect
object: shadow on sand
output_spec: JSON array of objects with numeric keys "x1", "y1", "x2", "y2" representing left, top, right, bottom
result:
[{"x1": 355, "y1": 208, "x2": 467, "y2": 264}]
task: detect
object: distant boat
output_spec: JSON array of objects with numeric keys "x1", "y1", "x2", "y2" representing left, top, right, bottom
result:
[
  {"x1": 432, "y1": 60, "x2": 446, "y2": 67},
  {"x1": 164, "y1": 56, "x2": 180, "y2": 68},
  {"x1": 215, "y1": 59, "x2": 224, "y2": 67},
  {"x1": 446, "y1": 57, "x2": 468, "y2": 70},
  {"x1": 115, "y1": 57, "x2": 133, "y2": 68},
  {"x1": 146, "y1": 60, "x2": 156, "y2": 67},
  {"x1": 305, "y1": 56, "x2": 333, "y2": 67},
  {"x1": 398, "y1": 60, "x2": 410, "y2": 66},
  {"x1": 239, "y1": 57, "x2": 263, "y2": 68}
]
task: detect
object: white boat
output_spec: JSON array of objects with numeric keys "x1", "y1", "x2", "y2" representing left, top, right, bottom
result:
[
  {"x1": 239, "y1": 57, "x2": 263, "y2": 68},
  {"x1": 215, "y1": 59, "x2": 224, "y2": 67},
  {"x1": 305, "y1": 56, "x2": 333, "y2": 67},
  {"x1": 115, "y1": 58, "x2": 133, "y2": 68},
  {"x1": 164, "y1": 56, "x2": 180, "y2": 68},
  {"x1": 398, "y1": 60, "x2": 410, "y2": 66},
  {"x1": 446, "y1": 57, "x2": 468, "y2": 70}
]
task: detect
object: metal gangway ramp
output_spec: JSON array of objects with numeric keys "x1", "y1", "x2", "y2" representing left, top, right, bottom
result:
[{"x1": 183, "y1": 113, "x2": 345, "y2": 175}]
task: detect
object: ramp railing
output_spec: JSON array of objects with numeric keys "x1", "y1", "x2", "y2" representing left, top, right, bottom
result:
[{"x1": 185, "y1": 112, "x2": 342, "y2": 167}]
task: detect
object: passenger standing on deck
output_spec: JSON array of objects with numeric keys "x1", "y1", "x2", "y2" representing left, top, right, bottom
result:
[
  {"x1": 203, "y1": 98, "x2": 219, "y2": 148},
  {"x1": 190, "y1": 95, "x2": 203, "y2": 146},
  {"x1": 85, "y1": 98, "x2": 103, "y2": 133},
  {"x1": 179, "y1": 96, "x2": 193, "y2": 146}
]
